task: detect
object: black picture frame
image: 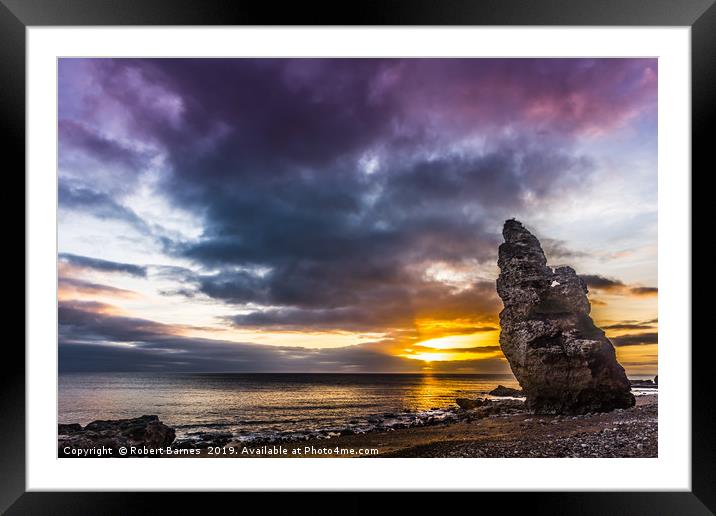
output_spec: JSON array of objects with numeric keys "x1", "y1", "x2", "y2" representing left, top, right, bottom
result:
[{"x1": 3, "y1": 0, "x2": 711, "y2": 513}]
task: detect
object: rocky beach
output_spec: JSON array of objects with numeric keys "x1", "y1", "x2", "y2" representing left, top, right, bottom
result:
[
  {"x1": 58, "y1": 387, "x2": 657, "y2": 458},
  {"x1": 276, "y1": 392, "x2": 658, "y2": 458}
]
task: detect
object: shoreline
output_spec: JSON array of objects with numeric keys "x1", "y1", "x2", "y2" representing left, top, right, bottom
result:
[
  {"x1": 58, "y1": 390, "x2": 658, "y2": 459},
  {"x1": 188, "y1": 393, "x2": 658, "y2": 458}
]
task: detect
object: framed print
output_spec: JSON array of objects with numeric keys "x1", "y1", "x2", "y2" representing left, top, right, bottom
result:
[{"x1": 4, "y1": 0, "x2": 713, "y2": 513}]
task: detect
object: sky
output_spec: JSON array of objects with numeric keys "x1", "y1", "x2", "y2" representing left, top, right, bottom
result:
[{"x1": 57, "y1": 58, "x2": 658, "y2": 375}]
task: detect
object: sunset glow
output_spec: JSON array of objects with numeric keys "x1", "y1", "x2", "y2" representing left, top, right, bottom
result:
[
  {"x1": 414, "y1": 333, "x2": 498, "y2": 350},
  {"x1": 58, "y1": 58, "x2": 657, "y2": 375}
]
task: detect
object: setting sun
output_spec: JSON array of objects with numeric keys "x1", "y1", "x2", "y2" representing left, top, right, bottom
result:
[
  {"x1": 414, "y1": 332, "x2": 497, "y2": 350},
  {"x1": 399, "y1": 331, "x2": 503, "y2": 362}
]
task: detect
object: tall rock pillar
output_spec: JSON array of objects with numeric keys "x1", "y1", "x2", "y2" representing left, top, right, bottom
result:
[{"x1": 496, "y1": 219, "x2": 635, "y2": 414}]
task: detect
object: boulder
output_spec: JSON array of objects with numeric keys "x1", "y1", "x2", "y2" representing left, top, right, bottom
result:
[
  {"x1": 489, "y1": 385, "x2": 524, "y2": 397},
  {"x1": 472, "y1": 399, "x2": 525, "y2": 418},
  {"x1": 496, "y1": 219, "x2": 635, "y2": 414},
  {"x1": 58, "y1": 423, "x2": 83, "y2": 434},
  {"x1": 630, "y1": 379, "x2": 656, "y2": 388},
  {"x1": 456, "y1": 398, "x2": 487, "y2": 410},
  {"x1": 58, "y1": 415, "x2": 175, "y2": 456}
]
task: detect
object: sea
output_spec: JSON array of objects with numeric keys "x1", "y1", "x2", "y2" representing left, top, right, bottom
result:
[{"x1": 58, "y1": 372, "x2": 656, "y2": 445}]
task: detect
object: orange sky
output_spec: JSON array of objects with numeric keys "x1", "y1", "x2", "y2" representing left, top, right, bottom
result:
[{"x1": 58, "y1": 259, "x2": 657, "y2": 375}]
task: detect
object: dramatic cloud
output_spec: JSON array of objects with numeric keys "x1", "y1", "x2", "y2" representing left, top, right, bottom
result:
[
  {"x1": 59, "y1": 278, "x2": 140, "y2": 299},
  {"x1": 59, "y1": 183, "x2": 152, "y2": 235},
  {"x1": 540, "y1": 238, "x2": 588, "y2": 261},
  {"x1": 581, "y1": 274, "x2": 657, "y2": 297},
  {"x1": 59, "y1": 119, "x2": 149, "y2": 172},
  {"x1": 58, "y1": 300, "x2": 507, "y2": 373},
  {"x1": 59, "y1": 253, "x2": 147, "y2": 277},
  {"x1": 603, "y1": 321, "x2": 657, "y2": 330},
  {"x1": 629, "y1": 287, "x2": 658, "y2": 296},
  {"x1": 611, "y1": 332, "x2": 659, "y2": 347},
  {"x1": 581, "y1": 274, "x2": 626, "y2": 290},
  {"x1": 57, "y1": 58, "x2": 658, "y2": 373}
]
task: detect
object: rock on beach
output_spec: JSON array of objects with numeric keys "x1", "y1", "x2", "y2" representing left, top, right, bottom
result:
[
  {"x1": 58, "y1": 415, "x2": 175, "y2": 456},
  {"x1": 496, "y1": 219, "x2": 635, "y2": 415},
  {"x1": 489, "y1": 385, "x2": 524, "y2": 397}
]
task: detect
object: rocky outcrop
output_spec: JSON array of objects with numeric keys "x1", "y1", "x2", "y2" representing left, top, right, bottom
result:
[
  {"x1": 630, "y1": 379, "x2": 657, "y2": 388},
  {"x1": 455, "y1": 398, "x2": 525, "y2": 418},
  {"x1": 496, "y1": 219, "x2": 635, "y2": 414},
  {"x1": 471, "y1": 399, "x2": 524, "y2": 418},
  {"x1": 58, "y1": 415, "x2": 175, "y2": 456},
  {"x1": 489, "y1": 385, "x2": 524, "y2": 397},
  {"x1": 456, "y1": 398, "x2": 487, "y2": 410}
]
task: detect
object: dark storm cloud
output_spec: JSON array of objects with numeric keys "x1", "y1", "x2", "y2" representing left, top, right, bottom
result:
[
  {"x1": 59, "y1": 300, "x2": 168, "y2": 342},
  {"x1": 378, "y1": 149, "x2": 593, "y2": 214},
  {"x1": 153, "y1": 107, "x2": 590, "y2": 331},
  {"x1": 540, "y1": 238, "x2": 588, "y2": 261},
  {"x1": 224, "y1": 280, "x2": 501, "y2": 332},
  {"x1": 630, "y1": 286, "x2": 658, "y2": 296},
  {"x1": 57, "y1": 58, "x2": 658, "y2": 371},
  {"x1": 603, "y1": 322, "x2": 657, "y2": 330},
  {"x1": 611, "y1": 332, "x2": 658, "y2": 347},
  {"x1": 228, "y1": 306, "x2": 410, "y2": 332},
  {"x1": 580, "y1": 274, "x2": 625, "y2": 290},
  {"x1": 59, "y1": 253, "x2": 147, "y2": 277},
  {"x1": 581, "y1": 274, "x2": 657, "y2": 298}
]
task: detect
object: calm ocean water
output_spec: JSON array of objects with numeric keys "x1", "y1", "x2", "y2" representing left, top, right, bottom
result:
[{"x1": 59, "y1": 373, "x2": 522, "y2": 442}]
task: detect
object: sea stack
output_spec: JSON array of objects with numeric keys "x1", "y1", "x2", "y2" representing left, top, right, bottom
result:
[{"x1": 496, "y1": 219, "x2": 635, "y2": 414}]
